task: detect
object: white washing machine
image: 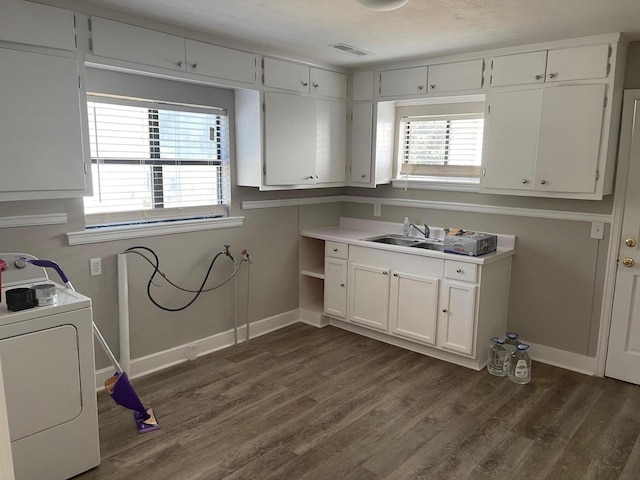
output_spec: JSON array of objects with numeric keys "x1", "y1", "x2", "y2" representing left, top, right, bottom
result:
[{"x1": 0, "y1": 253, "x2": 100, "y2": 480}]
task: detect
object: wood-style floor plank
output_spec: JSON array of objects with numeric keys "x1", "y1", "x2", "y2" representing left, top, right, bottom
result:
[{"x1": 74, "y1": 324, "x2": 640, "y2": 480}]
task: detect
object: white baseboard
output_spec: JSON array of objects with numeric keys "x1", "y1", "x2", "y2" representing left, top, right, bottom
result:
[
  {"x1": 527, "y1": 342, "x2": 597, "y2": 376},
  {"x1": 299, "y1": 308, "x2": 330, "y2": 328},
  {"x1": 95, "y1": 309, "x2": 300, "y2": 391}
]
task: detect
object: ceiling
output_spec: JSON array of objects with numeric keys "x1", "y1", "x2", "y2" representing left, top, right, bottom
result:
[{"x1": 49, "y1": 0, "x2": 640, "y2": 68}]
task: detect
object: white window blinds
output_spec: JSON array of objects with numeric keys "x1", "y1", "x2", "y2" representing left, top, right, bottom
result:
[
  {"x1": 399, "y1": 113, "x2": 484, "y2": 177},
  {"x1": 84, "y1": 95, "x2": 230, "y2": 226}
]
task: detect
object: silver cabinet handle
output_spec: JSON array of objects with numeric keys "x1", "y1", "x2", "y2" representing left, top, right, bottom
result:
[
  {"x1": 417, "y1": 85, "x2": 424, "y2": 91},
  {"x1": 393, "y1": 273, "x2": 398, "y2": 277},
  {"x1": 456, "y1": 269, "x2": 463, "y2": 274},
  {"x1": 302, "y1": 81, "x2": 309, "y2": 87},
  {"x1": 191, "y1": 63, "x2": 198, "y2": 69},
  {"x1": 430, "y1": 84, "x2": 436, "y2": 89},
  {"x1": 340, "y1": 283, "x2": 345, "y2": 287},
  {"x1": 361, "y1": 174, "x2": 366, "y2": 178},
  {"x1": 306, "y1": 175, "x2": 314, "y2": 179},
  {"x1": 540, "y1": 179, "x2": 547, "y2": 185},
  {"x1": 383, "y1": 271, "x2": 388, "y2": 275},
  {"x1": 522, "y1": 179, "x2": 529, "y2": 184},
  {"x1": 548, "y1": 73, "x2": 557, "y2": 79},
  {"x1": 312, "y1": 82, "x2": 319, "y2": 88},
  {"x1": 177, "y1": 61, "x2": 184, "y2": 68},
  {"x1": 442, "y1": 308, "x2": 448, "y2": 313},
  {"x1": 535, "y1": 74, "x2": 543, "y2": 80},
  {"x1": 333, "y1": 248, "x2": 338, "y2": 252}
]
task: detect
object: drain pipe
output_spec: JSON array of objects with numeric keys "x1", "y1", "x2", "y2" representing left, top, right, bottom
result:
[{"x1": 117, "y1": 253, "x2": 131, "y2": 375}]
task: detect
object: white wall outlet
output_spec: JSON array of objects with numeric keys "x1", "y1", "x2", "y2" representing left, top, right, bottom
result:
[
  {"x1": 89, "y1": 257, "x2": 102, "y2": 276},
  {"x1": 187, "y1": 343, "x2": 197, "y2": 361},
  {"x1": 590, "y1": 222, "x2": 605, "y2": 240},
  {"x1": 373, "y1": 203, "x2": 381, "y2": 217}
]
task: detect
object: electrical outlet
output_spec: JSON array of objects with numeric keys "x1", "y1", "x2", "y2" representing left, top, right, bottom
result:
[
  {"x1": 187, "y1": 343, "x2": 197, "y2": 361},
  {"x1": 590, "y1": 222, "x2": 605, "y2": 240},
  {"x1": 373, "y1": 203, "x2": 381, "y2": 217},
  {"x1": 89, "y1": 257, "x2": 102, "y2": 276}
]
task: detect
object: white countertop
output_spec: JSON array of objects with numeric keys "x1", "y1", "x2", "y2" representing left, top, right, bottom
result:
[{"x1": 302, "y1": 218, "x2": 516, "y2": 265}]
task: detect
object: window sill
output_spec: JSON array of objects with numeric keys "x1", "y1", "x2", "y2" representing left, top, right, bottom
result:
[
  {"x1": 391, "y1": 177, "x2": 480, "y2": 193},
  {"x1": 67, "y1": 216, "x2": 244, "y2": 245}
]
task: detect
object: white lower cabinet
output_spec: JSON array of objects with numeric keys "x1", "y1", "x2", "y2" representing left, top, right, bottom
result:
[
  {"x1": 389, "y1": 271, "x2": 439, "y2": 346},
  {"x1": 324, "y1": 257, "x2": 348, "y2": 319},
  {"x1": 348, "y1": 262, "x2": 390, "y2": 331},
  {"x1": 438, "y1": 280, "x2": 477, "y2": 355}
]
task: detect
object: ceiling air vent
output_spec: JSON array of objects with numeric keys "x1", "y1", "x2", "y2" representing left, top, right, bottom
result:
[{"x1": 330, "y1": 43, "x2": 370, "y2": 56}]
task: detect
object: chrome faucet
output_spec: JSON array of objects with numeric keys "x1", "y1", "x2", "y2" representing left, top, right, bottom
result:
[{"x1": 409, "y1": 223, "x2": 430, "y2": 239}]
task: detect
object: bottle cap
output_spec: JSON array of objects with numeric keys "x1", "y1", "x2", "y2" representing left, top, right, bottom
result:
[
  {"x1": 506, "y1": 332, "x2": 519, "y2": 340},
  {"x1": 516, "y1": 343, "x2": 529, "y2": 351},
  {"x1": 490, "y1": 336, "x2": 504, "y2": 344}
]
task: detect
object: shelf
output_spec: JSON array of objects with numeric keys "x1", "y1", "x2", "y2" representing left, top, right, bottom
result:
[{"x1": 301, "y1": 265, "x2": 325, "y2": 280}]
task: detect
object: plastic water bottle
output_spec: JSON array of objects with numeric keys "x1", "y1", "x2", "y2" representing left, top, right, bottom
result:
[
  {"x1": 487, "y1": 337, "x2": 507, "y2": 376},
  {"x1": 508, "y1": 343, "x2": 531, "y2": 384},
  {"x1": 503, "y1": 332, "x2": 520, "y2": 373}
]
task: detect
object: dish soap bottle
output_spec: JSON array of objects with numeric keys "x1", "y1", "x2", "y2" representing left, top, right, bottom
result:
[
  {"x1": 508, "y1": 343, "x2": 531, "y2": 384},
  {"x1": 487, "y1": 337, "x2": 507, "y2": 377},
  {"x1": 403, "y1": 217, "x2": 410, "y2": 236}
]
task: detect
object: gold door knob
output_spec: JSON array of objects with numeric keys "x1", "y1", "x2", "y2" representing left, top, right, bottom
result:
[
  {"x1": 626, "y1": 238, "x2": 637, "y2": 247},
  {"x1": 623, "y1": 258, "x2": 635, "y2": 267}
]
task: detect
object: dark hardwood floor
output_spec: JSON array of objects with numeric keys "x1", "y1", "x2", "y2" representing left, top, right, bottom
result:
[{"x1": 74, "y1": 324, "x2": 640, "y2": 480}]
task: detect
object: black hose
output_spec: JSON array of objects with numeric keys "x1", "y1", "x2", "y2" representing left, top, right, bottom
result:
[{"x1": 123, "y1": 246, "x2": 229, "y2": 312}]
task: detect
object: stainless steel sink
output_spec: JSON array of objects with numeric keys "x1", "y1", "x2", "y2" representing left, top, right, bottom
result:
[{"x1": 363, "y1": 234, "x2": 444, "y2": 251}]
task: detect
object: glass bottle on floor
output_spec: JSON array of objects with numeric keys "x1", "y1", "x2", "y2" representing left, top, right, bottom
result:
[
  {"x1": 508, "y1": 343, "x2": 531, "y2": 384},
  {"x1": 487, "y1": 337, "x2": 507, "y2": 376}
]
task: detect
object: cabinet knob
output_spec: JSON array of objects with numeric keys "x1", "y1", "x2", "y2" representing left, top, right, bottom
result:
[
  {"x1": 535, "y1": 74, "x2": 543, "y2": 80},
  {"x1": 361, "y1": 174, "x2": 367, "y2": 178},
  {"x1": 306, "y1": 175, "x2": 314, "y2": 179},
  {"x1": 442, "y1": 308, "x2": 448, "y2": 313},
  {"x1": 393, "y1": 273, "x2": 398, "y2": 277},
  {"x1": 177, "y1": 61, "x2": 184, "y2": 68},
  {"x1": 191, "y1": 63, "x2": 198, "y2": 69},
  {"x1": 333, "y1": 248, "x2": 338, "y2": 252},
  {"x1": 340, "y1": 283, "x2": 345, "y2": 287},
  {"x1": 521, "y1": 179, "x2": 529, "y2": 184},
  {"x1": 383, "y1": 271, "x2": 388, "y2": 275},
  {"x1": 302, "y1": 81, "x2": 309, "y2": 87},
  {"x1": 417, "y1": 85, "x2": 424, "y2": 91},
  {"x1": 430, "y1": 84, "x2": 436, "y2": 89},
  {"x1": 312, "y1": 82, "x2": 319, "y2": 88},
  {"x1": 626, "y1": 238, "x2": 637, "y2": 248},
  {"x1": 548, "y1": 73, "x2": 557, "y2": 79},
  {"x1": 456, "y1": 269, "x2": 463, "y2": 274},
  {"x1": 623, "y1": 258, "x2": 635, "y2": 268},
  {"x1": 540, "y1": 179, "x2": 547, "y2": 185}
]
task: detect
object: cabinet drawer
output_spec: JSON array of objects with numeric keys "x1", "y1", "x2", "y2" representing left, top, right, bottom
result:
[
  {"x1": 325, "y1": 241, "x2": 348, "y2": 259},
  {"x1": 445, "y1": 261, "x2": 478, "y2": 283}
]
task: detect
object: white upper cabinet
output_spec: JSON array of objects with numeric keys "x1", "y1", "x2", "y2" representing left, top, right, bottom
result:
[
  {"x1": 263, "y1": 58, "x2": 347, "y2": 98},
  {"x1": 350, "y1": 103, "x2": 374, "y2": 184},
  {"x1": 490, "y1": 43, "x2": 611, "y2": 87},
  {"x1": 353, "y1": 71, "x2": 375, "y2": 101},
  {"x1": 379, "y1": 66, "x2": 428, "y2": 97},
  {"x1": 427, "y1": 59, "x2": 484, "y2": 93},
  {"x1": 310, "y1": 68, "x2": 347, "y2": 98},
  {"x1": 90, "y1": 17, "x2": 186, "y2": 72},
  {"x1": 263, "y1": 57, "x2": 310, "y2": 93},
  {"x1": 185, "y1": 39, "x2": 257, "y2": 84},
  {"x1": 0, "y1": 0, "x2": 75, "y2": 50},
  {"x1": 316, "y1": 100, "x2": 347, "y2": 183},
  {"x1": 490, "y1": 51, "x2": 548, "y2": 87}
]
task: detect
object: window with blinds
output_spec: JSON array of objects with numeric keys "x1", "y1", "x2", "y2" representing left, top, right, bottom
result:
[
  {"x1": 84, "y1": 95, "x2": 230, "y2": 227},
  {"x1": 398, "y1": 113, "x2": 484, "y2": 178}
]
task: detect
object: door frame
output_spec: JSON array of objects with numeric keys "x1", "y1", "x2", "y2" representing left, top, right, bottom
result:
[{"x1": 596, "y1": 89, "x2": 640, "y2": 376}]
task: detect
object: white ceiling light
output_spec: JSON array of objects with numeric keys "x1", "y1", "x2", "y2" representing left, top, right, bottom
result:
[{"x1": 357, "y1": 0, "x2": 410, "y2": 11}]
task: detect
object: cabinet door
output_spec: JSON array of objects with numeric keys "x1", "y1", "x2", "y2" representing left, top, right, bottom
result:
[
  {"x1": 353, "y1": 71, "x2": 375, "y2": 101},
  {"x1": 348, "y1": 262, "x2": 390, "y2": 331},
  {"x1": 0, "y1": 48, "x2": 86, "y2": 194},
  {"x1": 310, "y1": 68, "x2": 347, "y2": 99},
  {"x1": 185, "y1": 40, "x2": 257, "y2": 84},
  {"x1": 428, "y1": 60, "x2": 484, "y2": 93},
  {"x1": 490, "y1": 51, "x2": 547, "y2": 87},
  {"x1": 316, "y1": 100, "x2": 347, "y2": 183},
  {"x1": 263, "y1": 57, "x2": 310, "y2": 93},
  {"x1": 325, "y1": 258, "x2": 348, "y2": 319},
  {"x1": 546, "y1": 44, "x2": 610, "y2": 82},
  {"x1": 389, "y1": 272, "x2": 438, "y2": 346},
  {"x1": 264, "y1": 92, "x2": 317, "y2": 185},
  {"x1": 350, "y1": 102, "x2": 373, "y2": 184},
  {"x1": 90, "y1": 17, "x2": 186, "y2": 72},
  {"x1": 379, "y1": 67, "x2": 428, "y2": 97},
  {"x1": 438, "y1": 280, "x2": 477, "y2": 355},
  {"x1": 481, "y1": 88, "x2": 541, "y2": 190},
  {"x1": 0, "y1": 0, "x2": 75, "y2": 50},
  {"x1": 535, "y1": 84, "x2": 605, "y2": 193}
]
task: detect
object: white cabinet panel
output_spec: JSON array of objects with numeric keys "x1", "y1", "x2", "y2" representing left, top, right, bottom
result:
[
  {"x1": 349, "y1": 262, "x2": 390, "y2": 331},
  {"x1": 380, "y1": 66, "x2": 428, "y2": 97},
  {"x1": 310, "y1": 68, "x2": 347, "y2": 98},
  {"x1": 263, "y1": 57, "x2": 310, "y2": 93},
  {"x1": 185, "y1": 39, "x2": 256, "y2": 84},
  {"x1": 0, "y1": 0, "x2": 75, "y2": 50},
  {"x1": 353, "y1": 71, "x2": 375, "y2": 101},
  {"x1": 325, "y1": 258, "x2": 348, "y2": 319},
  {"x1": 264, "y1": 92, "x2": 317, "y2": 185},
  {"x1": 325, "y1": 241, "x2": 348, "y2": 260},
  {"x1": 350, "y1": 102, "x2": 373, "y2": 184},
  {"x1": 389, "y1": 272, "x2": 438, "y2": 346},
  {"x1": 90, "y1": 17, "x2": 186, "y2": 72},
  {"x1": 482, "y1": 88, "x2": 542, "y2": 190},
  {"x1": 490, "y1": 51, "x2": 548, "y2": 87},
  {"x1": 546, "y1": 44, "x2": 610, "y2": 82},
  {"x1": 428, "y1": 59, "x2": 484, "y2": 93},
  {"x1": 535, "y1": 84, "x2": 605, "y2": 193},
  {"x1": 438, "y1": 281, "x2": 477, "y2": 355},
  {"x1": 0, "y1": 48, "x2": 86, "y2": 194},
  {"x1": 316, "y1": 100, "x2": 347, "y2": 183}
]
